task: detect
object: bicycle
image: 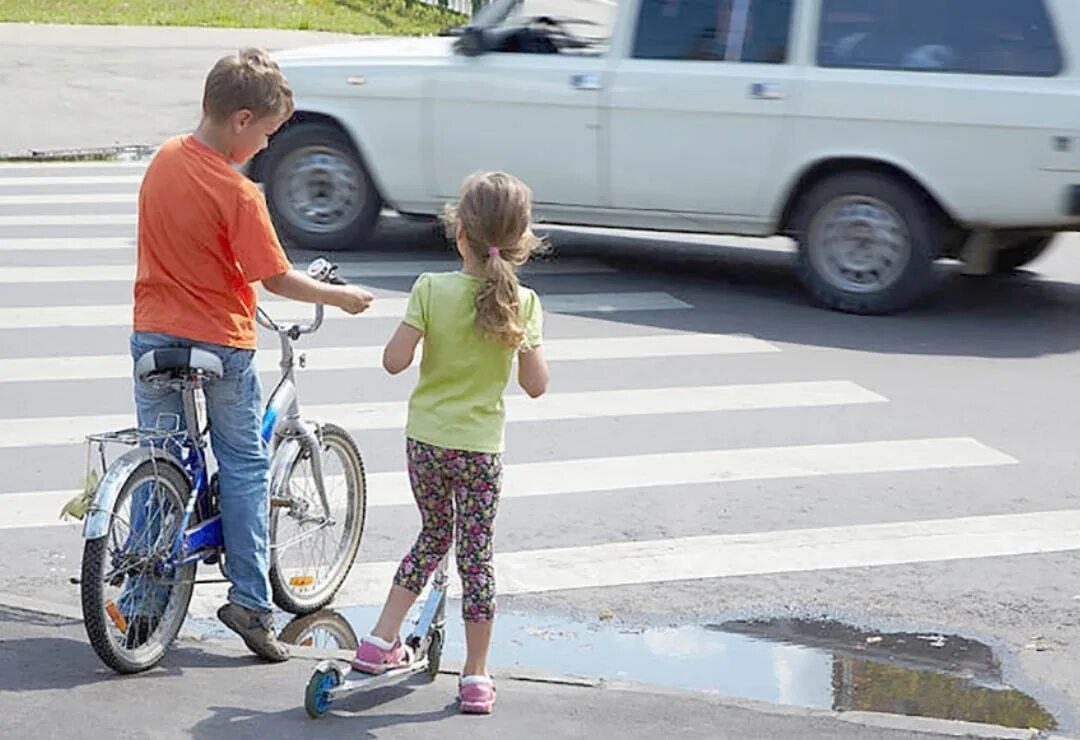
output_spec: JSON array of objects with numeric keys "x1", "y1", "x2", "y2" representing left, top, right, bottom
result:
[{"x1": 76, "y1": 258, "x2": 367, "y2": 674}]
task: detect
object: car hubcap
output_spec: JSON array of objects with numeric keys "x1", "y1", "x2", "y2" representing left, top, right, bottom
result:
[
  {"x1": 275, "y1": 146, "x2": 365, "y2": 234},
  {"x1": 808, "y1": 196, "x2": 911, "y2": 294}
]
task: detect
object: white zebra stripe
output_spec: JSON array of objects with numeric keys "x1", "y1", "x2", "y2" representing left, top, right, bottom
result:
[
  {"x1": 0, "y1": 381, "x2": 883, "y2": 449},
  {"x1": 0, "y1": 437, "x2": 1014, "y2": 530},
  {"x1": 0, "y1": 333, "x2": 777, "y2": 384},
  {"x1": 0, "y1": 292, "x2": 692, "y2": 330}
]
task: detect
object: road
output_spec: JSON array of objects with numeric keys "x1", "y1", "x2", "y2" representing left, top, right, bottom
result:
[
  {"x1": 2, "y1": 159, "x2": 1080, "y2": 737},
  {"x1": 0, "y1": 23, "x2": 359, "y2": 156}
]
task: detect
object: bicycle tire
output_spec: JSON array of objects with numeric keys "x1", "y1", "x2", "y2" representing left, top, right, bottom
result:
[
  {"x1": 81, "y1": 459, "x2": 196, "y2": 674},
  {"x1": 269, "y1": 423, "x2": 367, "y2": 614}
]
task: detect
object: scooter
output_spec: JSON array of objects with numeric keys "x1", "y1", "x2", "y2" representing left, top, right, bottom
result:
[{"x1": 304, "y1": 556, "x2": 449, "y2": 719}]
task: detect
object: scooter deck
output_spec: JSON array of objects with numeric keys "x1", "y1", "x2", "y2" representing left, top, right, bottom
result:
[{"x1": 326, "y1": 656, "x2": 432, "y2": 699}]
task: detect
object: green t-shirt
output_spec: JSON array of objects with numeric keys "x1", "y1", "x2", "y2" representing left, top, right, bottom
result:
[{"x1": 403, "y1": 271, "x2": 543, "y2": 454}]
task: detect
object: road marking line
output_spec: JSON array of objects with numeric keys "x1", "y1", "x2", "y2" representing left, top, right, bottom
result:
[
  {"x1": 0, "y1": 161, "x2": 147, "y2": 171},
  {"x1": 0, "y1": 214, "x2": 137, "y2": 226},
  {"x1": 0, "y1": 381, "x2": 879, "y2": 449},
  {"x1": 0, "y1": 176, "x2": 144, "y2": 187},
  {"x1": 0, "y1": 193, "x2": 136, "y2": 206},
  {"x1": 0, "y1": 437, "x2": 1014, "y2": 530},
  {"x1": 189, "y1": 504, "x2": 1058, "y2": 611},
  {"x1": 0, "y1": 333, "x2": 778, "y2": 383},
  {"x1": 0, "y1": 292, "x2": 692, "y2": 329},
  {"x1": 0, "y1": 259, "x2": 615, "y2": 284},
  {"x1": 0, "y1": 237, "x2": 135, "y2": 252}
]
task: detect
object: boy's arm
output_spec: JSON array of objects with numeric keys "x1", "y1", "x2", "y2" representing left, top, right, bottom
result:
[{"x1": 262, "y1": 270, "x2": 374, "y2": 315}]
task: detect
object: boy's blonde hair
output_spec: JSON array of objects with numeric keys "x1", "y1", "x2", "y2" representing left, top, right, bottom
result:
[
  {"x1": 443, "y1": 172, "x2": 547, "y2": 349},
  {"x1": 202, "y1": 48, "x2": 294, "y2": 123}
]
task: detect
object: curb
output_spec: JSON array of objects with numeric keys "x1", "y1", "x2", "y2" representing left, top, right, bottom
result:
[
  {"x1": 0, "y1": 144, "x2": 156, "y2": 162},
  {"x1": 1, "y1": 593, "x2": 1075, "y2": 740}
]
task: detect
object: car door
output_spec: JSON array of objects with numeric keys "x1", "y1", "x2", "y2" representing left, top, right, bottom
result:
[
  {"x1": 606, "y1": 0, "x2": 800, "y2": 219},
  {"x1": 429, "y1": 3, "x2": 617, "y2": 207}
]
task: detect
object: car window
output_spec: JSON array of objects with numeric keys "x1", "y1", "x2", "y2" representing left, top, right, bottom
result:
[
  {"x1": 741, "y1": 0, "x2": 794, "y2": 63},
  {"x1": 500, "y1": 0, "x2": 619, "y2": 54},
  {"x1": 817, "y1": 0, "x2": 1062, "y2": 77},
  {"x1": 632, "y1": 0, "x2": 793, "y2": 63}
]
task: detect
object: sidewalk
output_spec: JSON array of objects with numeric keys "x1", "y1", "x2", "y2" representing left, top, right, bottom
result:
[
  {"x1": 1, "y1": 23, "x2": 361, "y2": 156},
  {"x1": 0, "y1": 598, "x2": 1071, "y2": 740}
]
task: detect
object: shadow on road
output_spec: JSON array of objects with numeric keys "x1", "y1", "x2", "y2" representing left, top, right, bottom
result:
[
  {"x1": 189, "y1": 674, "x2": 457, "y2": 740},
  {"x1": 316, "y1": 218, "x2": 1080, "y2": 361}
]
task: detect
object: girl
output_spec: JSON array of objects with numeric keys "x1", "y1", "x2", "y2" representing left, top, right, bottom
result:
[{"x1": 351, "y1": 171, "x2": 550, "y2": 714}]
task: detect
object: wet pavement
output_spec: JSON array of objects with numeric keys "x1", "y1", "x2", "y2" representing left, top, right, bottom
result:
[{"x1": 189, "y1": 605, "x2": 1070, "y2": 733}]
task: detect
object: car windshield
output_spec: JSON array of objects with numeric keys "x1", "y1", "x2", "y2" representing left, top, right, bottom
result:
[{"x1": 476, "y1": 0, "x2": 618, "y2": 53}]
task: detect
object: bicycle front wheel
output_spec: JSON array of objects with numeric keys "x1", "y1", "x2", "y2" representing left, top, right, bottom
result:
[
  {"x1": 81, "y1": 459, "x2": 196, "y2": 674},
  {"x1": 269, "y1": 423, "x2": 366, "y2": 614}
]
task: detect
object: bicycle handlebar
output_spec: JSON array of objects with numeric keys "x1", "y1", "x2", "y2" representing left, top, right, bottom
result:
[{"x1": 257, "y1": 258, "x2": 345, "y2": 339}]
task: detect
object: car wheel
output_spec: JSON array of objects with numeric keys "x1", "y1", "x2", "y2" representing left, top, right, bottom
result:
[
  {"x1": 793, "y1": 172, "x2": 939, "y2": 314},
  {"x1": 991, "y1": 235, "x2": 1053, "y2": 273},
  {"x1": 262, "y1": 122, "x2": 382, "y2": 251}
]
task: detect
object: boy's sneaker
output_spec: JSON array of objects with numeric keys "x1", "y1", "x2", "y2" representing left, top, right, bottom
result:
[
  {"x1": 351, "y1": 635, "x2": 411, "y2": 674},
  {"x1": 217, "y1": 603, "x2": 290, "y2": 663},
  {"x1": 459, "y1": 675, "x2": 496, "y2": 714}
]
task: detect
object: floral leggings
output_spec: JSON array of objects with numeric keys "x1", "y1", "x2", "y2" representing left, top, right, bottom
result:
[{"x1": 394, "y1": 438, "x2": 502, "y2": 622}]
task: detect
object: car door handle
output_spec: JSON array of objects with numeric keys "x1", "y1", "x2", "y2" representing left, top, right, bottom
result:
[
  {"x1": 749, "y1": 82, "x2": 784, "y2": 100},
  {"x1": 570, "y1": 73, "x2": 602, "y2": 91}
]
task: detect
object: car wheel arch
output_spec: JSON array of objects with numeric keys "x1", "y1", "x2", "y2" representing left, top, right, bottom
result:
[
  {"x1": 776, "y1": 156, "x2": 959, "y2": 240},
  {"x1": 249, "y1": 110, "x2": 390, "y2": 207}
]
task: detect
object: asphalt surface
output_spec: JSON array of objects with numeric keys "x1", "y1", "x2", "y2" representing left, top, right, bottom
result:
[
  {"x1": 1, "y1": 157, "x2": 1080, "y2": 739},
  {"x1": 7, "y1": 604, "x2": 1027, "y2": 740}
]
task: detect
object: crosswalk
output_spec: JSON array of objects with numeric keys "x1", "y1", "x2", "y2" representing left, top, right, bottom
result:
[{"x1": 0, "y1": 159, "x2": 1071, "y2": 620}]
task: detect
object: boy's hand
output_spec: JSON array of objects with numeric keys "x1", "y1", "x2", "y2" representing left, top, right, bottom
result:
[{"x1": 335, "y1": 285, "x2": 375, "y2": 315}]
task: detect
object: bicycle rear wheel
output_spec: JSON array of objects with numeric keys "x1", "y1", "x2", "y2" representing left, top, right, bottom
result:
[
  {"x1": 81, "y1": 459, "x2": 196, "y2": 674},
  {"x1": 269, "y1": 423, "x2": 366, "y2": 614}
]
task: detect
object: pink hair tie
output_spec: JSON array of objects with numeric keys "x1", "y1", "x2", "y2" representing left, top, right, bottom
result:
[{"x1": 487, "y1": 247, "x2": 500, "y2": 257}]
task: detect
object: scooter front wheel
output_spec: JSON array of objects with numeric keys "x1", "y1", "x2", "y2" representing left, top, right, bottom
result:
[{"x1": 305, "y1": 666, "x2": 342, "y2": 719}]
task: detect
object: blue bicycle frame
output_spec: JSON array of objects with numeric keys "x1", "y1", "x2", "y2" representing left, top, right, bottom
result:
[{"x1": 125, "y1": 301, "x2": 331, "y2": 575}]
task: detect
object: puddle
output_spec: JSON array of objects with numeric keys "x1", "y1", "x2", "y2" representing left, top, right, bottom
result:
[{"x1": 190, "y1": 607, "x2": 1061, "y2": 731}]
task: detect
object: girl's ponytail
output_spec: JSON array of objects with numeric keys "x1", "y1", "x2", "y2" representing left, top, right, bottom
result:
[{"x1": 475, "y1": 244, "x2": 526, "y2": 348}]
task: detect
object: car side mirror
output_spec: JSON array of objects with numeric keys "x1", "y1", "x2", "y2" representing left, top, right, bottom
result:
[{"x1": 455, "y1": 26, "x2": 486, "y2": 57}]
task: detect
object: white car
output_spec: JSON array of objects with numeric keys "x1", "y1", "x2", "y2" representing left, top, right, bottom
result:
[{"x1": 251, "y1": 0, "x2": 1080, "y2": 314}]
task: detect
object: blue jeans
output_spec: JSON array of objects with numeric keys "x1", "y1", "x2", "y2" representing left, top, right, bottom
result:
[{"x1": 130, "y1": 331, "x2": 273, "y2": 613}]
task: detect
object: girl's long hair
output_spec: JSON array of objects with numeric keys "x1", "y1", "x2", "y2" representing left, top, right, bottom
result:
[{"x1": 442, "y1": 172, "x2": 546, "y2": 348}]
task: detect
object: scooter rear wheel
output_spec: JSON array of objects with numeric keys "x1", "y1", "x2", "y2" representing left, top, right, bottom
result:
[{"x1": 426, "y1": 629, "x2": 444, "y2": 680}]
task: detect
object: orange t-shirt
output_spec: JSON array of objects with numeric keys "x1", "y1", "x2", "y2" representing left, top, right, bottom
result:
[{"x1": 133, "y1": 134, "x2": 292, "y2": 349}]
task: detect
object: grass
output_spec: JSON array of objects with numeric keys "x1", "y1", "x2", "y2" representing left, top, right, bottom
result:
[{"x1": 0, "y1": 0, "x2": 466, "y2": 36}]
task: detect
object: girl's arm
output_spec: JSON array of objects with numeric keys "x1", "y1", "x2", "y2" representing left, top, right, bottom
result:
[
  {"x1": 383, "y1": 323, "x2": 423, "y2": 374},
  {"x1": 517, "y1": 345, "x2": 549, "y2": 398}
]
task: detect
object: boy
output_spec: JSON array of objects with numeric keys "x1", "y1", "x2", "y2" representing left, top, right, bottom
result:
[{"x1": 131, "y1": 48, "x2": 374, "y2": 662}]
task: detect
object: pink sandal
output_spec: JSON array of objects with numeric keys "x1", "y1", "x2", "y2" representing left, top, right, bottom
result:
[
  {"x1": 351, "y1": 635, "x2": 411, "y2": 674},
  {"x1": 459, "y1": 675, "x2": 496, "y2": 714}
]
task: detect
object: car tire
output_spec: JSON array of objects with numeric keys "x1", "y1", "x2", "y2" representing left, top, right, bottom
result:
[
  {"x1": 261, "y1": 122, "x2": 382, "y2": 251},
  {"x1": 793, "y1": 172, "x2": 939, "y2": 315},
  {"x1": 991, "y1": 235, "x2": 1053, "y2": 273}
]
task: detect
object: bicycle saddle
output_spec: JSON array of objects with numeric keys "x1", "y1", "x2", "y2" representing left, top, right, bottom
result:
[{"x1": 135, "y1": 347, "x2": 225, "y2": 383}]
